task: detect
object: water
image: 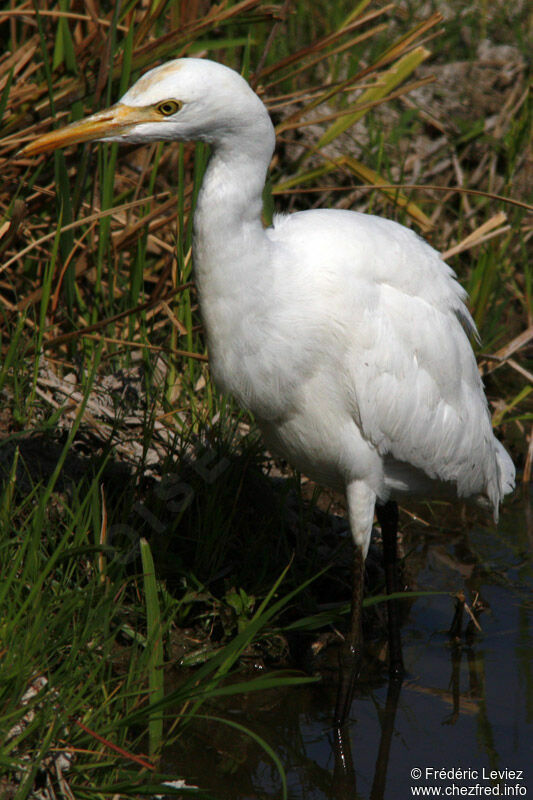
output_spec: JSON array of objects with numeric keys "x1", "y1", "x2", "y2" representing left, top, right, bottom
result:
[{"x1": 165, "y1": 494, "x2": 533, "y2": 799}]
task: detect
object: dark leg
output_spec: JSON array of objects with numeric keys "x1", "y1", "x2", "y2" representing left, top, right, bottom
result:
[
  {"x1": 376, "y1": 501, "x2": 404, "y2": 679},
  {"x1": 334, "y1": 543, "x2": 365, "y2": 727},
  {"x1": 449, "y1": 591, "x2": 465, "y2": 640},
  {"x1": 369, "y1": 676, "x2": 403, "y2": 800},
  {"x1": 443, "y1": 638, "x2": 461, "y2": 726},
  {"x1": 332, "y1": 723, "x2": 356, "y2": 799}
]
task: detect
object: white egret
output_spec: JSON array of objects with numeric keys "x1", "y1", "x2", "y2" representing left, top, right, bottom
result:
[{"x1": 20, "y1": 58, "x2": 515, "y2": 725}]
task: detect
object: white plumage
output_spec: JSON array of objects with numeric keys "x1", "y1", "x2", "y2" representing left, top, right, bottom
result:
[
  {"x1": 113, "y1": 59, "x2": 514, "y2": 556},
  {"x1": 22, "y1": 57, "x2": 515, "y2": 706}
]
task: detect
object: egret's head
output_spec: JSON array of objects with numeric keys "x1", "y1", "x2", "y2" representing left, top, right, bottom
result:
[{"x1": 20, "y1": 59, "x2": 273, "y2": 156}]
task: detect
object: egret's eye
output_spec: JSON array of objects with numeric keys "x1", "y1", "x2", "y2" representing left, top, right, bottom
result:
[{"x1": 156, "y1": 100, "x2": 183, "y2": 116}]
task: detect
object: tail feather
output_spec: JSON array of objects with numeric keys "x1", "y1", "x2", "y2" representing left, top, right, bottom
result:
[{"x1": 491, "y1": 439, "x2": 515, "y2": 522}]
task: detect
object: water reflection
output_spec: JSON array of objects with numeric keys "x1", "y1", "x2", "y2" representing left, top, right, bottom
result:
[{"x1": 164, "y1": 495, "x2": 532, "y2": 799}]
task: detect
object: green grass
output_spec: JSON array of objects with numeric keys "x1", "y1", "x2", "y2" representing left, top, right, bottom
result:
[
  {"x1": 0, "y1": 0, "x2": 531, "y2": 796},
  {"x1": 0, "y1": 434, "x2": 318, "y2": 797}
]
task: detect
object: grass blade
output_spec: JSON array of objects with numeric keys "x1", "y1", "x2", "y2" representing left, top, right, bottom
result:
[{"x1": 140, "y1": 537, "x2": 165, "y2": 755}]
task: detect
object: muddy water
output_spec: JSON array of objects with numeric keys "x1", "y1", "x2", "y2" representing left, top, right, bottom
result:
[{"x1": 165, "y1": 494, "x2": 532, "y2": 799}]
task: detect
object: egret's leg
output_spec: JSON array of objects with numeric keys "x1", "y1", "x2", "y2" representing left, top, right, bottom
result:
[
  {"x1": 369, "y1": 676, "x2": 403, "y2": 800},
  {"x1": 334, "y1": 542, "x2": 365, "y2": 727},
  {"x1": 334, "y1": 482, "x2": 375, "y2": 727},
  {"x1": 376, "y1": 500, "x2": 404, "y2": 679}
]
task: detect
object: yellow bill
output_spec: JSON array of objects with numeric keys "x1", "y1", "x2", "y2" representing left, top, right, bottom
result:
[{"x1": 19, "y1": 104, "x2": 156, "y2": 157}]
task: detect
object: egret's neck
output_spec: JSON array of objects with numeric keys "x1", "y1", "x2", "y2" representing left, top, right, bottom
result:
[
  {"x1": 192, "y1": 111, "x2": 275, "y2": 294},
  {"x1": 190, "y1": 104, "x2": 277, "y2": 399}
]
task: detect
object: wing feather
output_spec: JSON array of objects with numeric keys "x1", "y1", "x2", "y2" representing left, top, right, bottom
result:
[{"x1": 268, "y1": 208, "x2": 514, "y2": 509}]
